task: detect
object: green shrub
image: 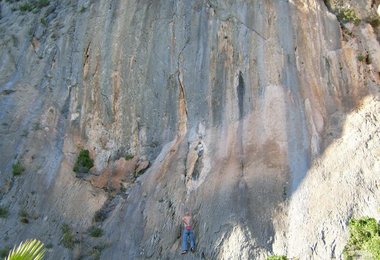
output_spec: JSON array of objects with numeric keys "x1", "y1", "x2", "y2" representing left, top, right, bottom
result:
[
  {"x1": 40, "y1": 17, "x2": 48, "y2": 26},
  {"x1": 368, "y1": 17, "x2": 380, "y2": 28},
  {"x1": 357, "y1": 54, "x2": 366, "y2": 62},
  {"x1": 19, "y1": 209, "x2": 29, "y2": 224},
  {"x1": 73, "y1": 149, "x2": 94, "y2": 173},
  {"x1": 35, "y1": 0, "x2": 49, "y2": 8},
  {"x1": 337, "y1": 8, "x2": 361, "y2": 25},
  {"x1": 125, "y1": 154, "x2": 134, "y2": 160},
  {"x1": 61, "y1": 224, "x2": 74, "y2": 249},
  {"x1": 12, "y1": 161, "x2": 25, "y2": 176},
  {"x1": 343, "y1": 217, "x2": 380, "y2": 259},
  {"x1": 0, "y1": 207, "x2": 9, "y2": 218},
  {"x1": 267, "y1": 256, "x2": 288, "y2": 260},
  {"x1": 19, "y1": 3, "x2": 33, "y2": 12},
  {"x1": 89, "y1": 226, "x2": 103, "y2": 237},
  {"x1": 80, "y1": 6, "x2": 86, "y2": 13}
]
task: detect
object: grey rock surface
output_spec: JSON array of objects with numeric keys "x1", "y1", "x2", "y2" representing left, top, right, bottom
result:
[{"x1": 0, "y1": 0, "x2": 379, "y2": 259}]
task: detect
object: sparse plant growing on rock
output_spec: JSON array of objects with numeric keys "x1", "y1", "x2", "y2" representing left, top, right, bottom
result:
[
  {"x1": 73, "y1": 149, "x2": 94, "y2": 173},
  {"x1": 0, "y1": 207, "x2": 9, "y2": 218},
  {"x1": 35, "y1": 0, "x2": 49, "y2": 8},
  {"x1": 61, "y1": 224, "x2": 75, "y2": 249},
  {"x1": 125, "y1": 153, "x2": 134, "y2": 160},
  {"x1": 19, "y1": 3, "x2": 33, "y2": 12},
  {"x1": 89, "y1": 226, "x2": 103, "y2": 237},
  {"x1": 19, "y1": 209, "x2": 29, "y2": 224},
  {"x1": 367, "y1": 15, "x2": 380, "y2": 28},
  {"x1": 267, "y1": 255, "x2": 288, "y2": 260},
  {"x1": 40, "y1": 17, "x2": 47, "y2": 26},
  {"x1": 80, "y1": 6, "x2": 86, "y2": 13},
  {"x1": 357, "y1": 54, "x2": 366, "y2": 62},
  {"x1": 94, "y1": 209, "x2": 107, "y2": 222},
  {"x1": 12, "y1": 161, "x2": 25, "y2": 176},
  {"x1": 19, "y1": 0, "x2": 49, "y2": 12},
  {"x1": 337, "y1": 8, "x2": 360, "y2": 25}
]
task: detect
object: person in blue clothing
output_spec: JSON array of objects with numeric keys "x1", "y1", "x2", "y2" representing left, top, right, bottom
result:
[{"x1": 181, "y1": 210, "x2": 195, "y2": 254}]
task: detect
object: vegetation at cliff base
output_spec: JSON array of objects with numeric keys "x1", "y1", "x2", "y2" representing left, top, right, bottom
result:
[
  {"x1": 73, "y1": 149, "x2": 94, "y2": 173},
  {"x1": 343, "y1": 217, "x2": 380, "y2": 259},
  {"x1": 267, "y1": 256, "x2": 287, "y2": 260}
]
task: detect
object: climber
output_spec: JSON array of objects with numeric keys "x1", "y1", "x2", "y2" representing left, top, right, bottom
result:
[
  {"x1": 196, "y1": 141, "x2": 204, "y2": 156},
  {"x1": 181, "y1": 210, "x2": 195, "y2": 254}
]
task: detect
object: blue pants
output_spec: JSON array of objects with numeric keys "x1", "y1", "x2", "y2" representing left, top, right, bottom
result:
[{"x1": 182, "y1": 229, "x2": 195, "y2": 251}]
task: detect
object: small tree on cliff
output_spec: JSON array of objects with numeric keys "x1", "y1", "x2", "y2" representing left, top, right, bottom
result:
[{"x1": 73, "y1": 149, "x2": 94, "y2": 173}]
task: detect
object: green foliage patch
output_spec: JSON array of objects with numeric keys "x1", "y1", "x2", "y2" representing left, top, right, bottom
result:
[
  {"x1": 267, "y1": 256, "x2": 288, "y2": 260},
  {"x1": 12, "y1": 161, "x2": 25, "y2": 176},
  {"x1": 125, "y1": 153, "x2": 134, "y2": 160},
  {"x1": 337, "y1": 8, "x2": 361, "y2": 25},
  {"x1": 343, "y1": 217, "x2": 380, "y2": 259},
  {"x1": 19, "y1": 209, "x2": 29, "y2": 223},
  {"x1": 89, "y1": 226, "x2": 103, "y2": 238},
  {"x1": 0, "y1": 207, "x2": 9, "y2": 218},
  {"x1": 73, "y1": 149, "x2": 94, "y2": 173},
  {"x1": 368, "y1": 16, "x2": 380, "y2": 28},
  {"x1": 61, "y1": 224, "x2": 75, "y2": 249},
  {"x1": 19, "y1": 0, "x2": 49, "y2": 12}
]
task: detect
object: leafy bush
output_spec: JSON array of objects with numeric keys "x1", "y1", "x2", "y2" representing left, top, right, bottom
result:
[
  {"x1": 125, "y1": 154, "x2": 134, "y2": 160},
  {"x1": 368, "y1": 17, "x2": 380, "y2": 28},
  {"x1": 40, "y1": 17, "x2": 47, "y2": 26},
  {"x1": 357, "y1": 54, "x2": 366, "y2": 62},
  {"x1": 89, "y1": 226, "x2": 103, "y2": 237},
  {"x1": 337, "y1": 8, "x2": 360, "y2": 25},
  {"x1": 343, "y1": 217, "x2": 380, "y2": 259},
  {"x1": 61, "y1": 224, "x2": 74, "y2": 249},
  {"x1": 0, "y1": 207, "x2": 9, "y2": 218},
  {"x1": 19, "y1": 209, "x2": 29, "y2": 224},
  {"x1": 12, "y1": 161, "x2": 25, "y2": 176},
  {"x1": 73, "y1": 149, "x2": 94, "y2": 173},
  {"x1": 35, "y1": 0, "x2": 49, "y2": 8},
  {"x1": 267, "y1": 256, "x2": 288, "y2": 260},
  {"x1": 19, "y1": 3, "x2": 33, "y2": 12}
]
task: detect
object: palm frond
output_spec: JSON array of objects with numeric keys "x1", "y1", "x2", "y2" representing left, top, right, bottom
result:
[{"x1": 6, "y1": 239, "x2": 46, "y2": 260}]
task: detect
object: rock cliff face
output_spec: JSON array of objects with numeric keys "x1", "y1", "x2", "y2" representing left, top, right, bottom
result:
[{"x1": 0, "y1": 0, "x2": 379, "y2": 259}]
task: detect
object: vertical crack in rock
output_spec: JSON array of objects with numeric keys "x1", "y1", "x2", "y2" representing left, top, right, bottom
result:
[
  {"x1": 83, "y1": 42, "x2": 91, "y2": 80},
  {"x1": 177, "y1": 43, "x2": 189, "y2": 137},
  {"x1": 237, "y1": 71, "x2": 245, "y2": 120},
  {"x1": 237, "y1": 71, "x2": 245, "y2": 176}
]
